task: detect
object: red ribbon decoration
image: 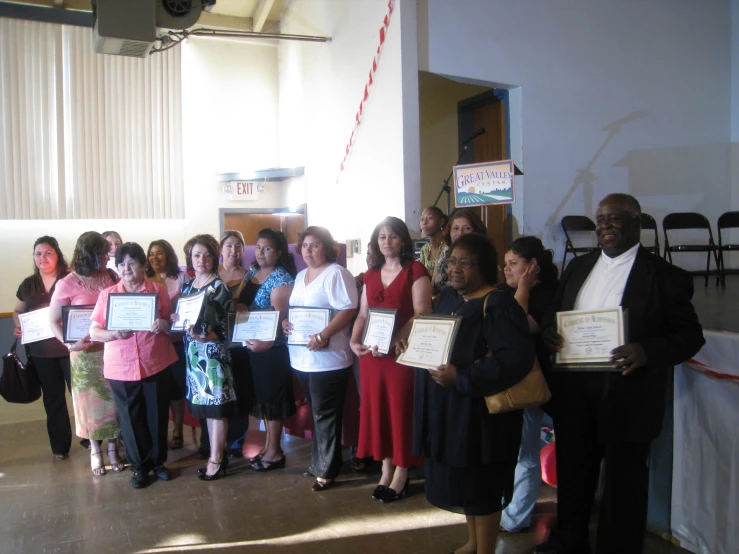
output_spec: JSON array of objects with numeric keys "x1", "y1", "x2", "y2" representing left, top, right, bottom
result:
[
  {"x1": 685, "y1": 359, "x2": 739, "y2": 383},
  {"x1": 336, "y1": 0, "x2": 395, "y2": 182}
]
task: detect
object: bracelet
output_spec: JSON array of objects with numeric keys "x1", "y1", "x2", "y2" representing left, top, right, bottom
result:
[{"x1": 315, "y1": 333, "x2": 327, "y2": 346}]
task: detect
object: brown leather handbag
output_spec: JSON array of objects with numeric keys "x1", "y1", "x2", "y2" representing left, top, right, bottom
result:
[{"x1": 479, "y1": 292, "x2": 552, "y2": 414}]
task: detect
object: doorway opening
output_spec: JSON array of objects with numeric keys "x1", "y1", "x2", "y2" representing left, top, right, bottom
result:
[{"x1": 219, "y1": 205, "x2": 307, "y2": 245}]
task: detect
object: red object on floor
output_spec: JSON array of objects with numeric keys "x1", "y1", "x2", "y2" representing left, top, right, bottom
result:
[{"x1": 541, "y1": 441, "x2": 557, "y2": 486}]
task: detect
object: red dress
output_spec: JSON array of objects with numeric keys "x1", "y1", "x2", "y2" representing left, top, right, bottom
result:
[{"x1": 357, "y1": 261, "x2": 428, "y2": 468}]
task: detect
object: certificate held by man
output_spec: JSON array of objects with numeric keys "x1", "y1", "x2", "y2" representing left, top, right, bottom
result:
[
  {"x1": 105, "y1": 293, "x2": 158, "y2": 332},
  {"x1": 232, "y1": 310, "x2": 280, "y2": 342},
  {"x1": 18, "y1": 307, "x2": 55, "y2": 344},
  {"x1": 171, "y1": 290, "x2": 206, "y2": 331},
  {"x1": 555, "y1": 307, "x2": 626, "y2": 370},
  {"x1": 287, "y1": 307, "x2": 331, "y2": 346},
  {"x1": 361, "y1": 308, "x2": 397, "y2": 355},
  {"x1": 396, "y1": 315, "x2": 461, "y2": 371}
]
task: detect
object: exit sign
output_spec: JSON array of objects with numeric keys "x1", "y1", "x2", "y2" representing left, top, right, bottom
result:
[{"x1": 224, "y1": 181, "x2": 260, "y2": 201}]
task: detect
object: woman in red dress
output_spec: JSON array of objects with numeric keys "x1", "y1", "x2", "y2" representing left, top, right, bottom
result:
[{"x1": 351, "y1": 216, "x2": 432, "y2": 503}]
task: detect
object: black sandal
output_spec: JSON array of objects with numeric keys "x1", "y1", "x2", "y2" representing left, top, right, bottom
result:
[
  {"x1": 169, "y1": 435, "x2": 184, "y2": 450},
  {"x1": 251, "y1": 456, "x2": 286, "y2": 472}
]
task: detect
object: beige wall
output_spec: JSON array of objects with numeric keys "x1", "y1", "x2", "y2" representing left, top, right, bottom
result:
[{"x1": 418, "y1": 71, "x2": 490, "y2": 216}]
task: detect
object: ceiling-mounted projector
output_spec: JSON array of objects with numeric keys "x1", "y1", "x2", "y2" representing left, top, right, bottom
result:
[{"x1": 93, "y1": 0, "x2": 213, "y2": 58}]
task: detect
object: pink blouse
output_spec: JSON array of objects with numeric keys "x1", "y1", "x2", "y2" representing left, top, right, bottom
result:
[{"x1": 91, "y1": 279, "x2": 177, "y2": 381}]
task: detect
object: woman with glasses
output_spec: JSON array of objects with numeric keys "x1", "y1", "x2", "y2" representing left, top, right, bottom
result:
[
  {"x1": 408, "y1": 232, "x2": 534, "y2": 554},
  {"x1": 431, "y1": 209, "x2": 487, "y2": 296},
  {"x1": 13, "y1": 236, "x2": 72, "y2": 461},
  {"x1": 351, "y1": 216, "x2": 432, "y2": 503}
]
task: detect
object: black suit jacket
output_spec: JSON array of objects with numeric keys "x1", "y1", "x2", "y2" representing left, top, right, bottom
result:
[{"x1": 547, "y1": 246, "x2": 705, "y2": 442}]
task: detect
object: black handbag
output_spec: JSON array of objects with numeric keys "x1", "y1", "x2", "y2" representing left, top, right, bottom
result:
[{"x1": 1, "y1": 339, "x2": 42, "y2": 403}]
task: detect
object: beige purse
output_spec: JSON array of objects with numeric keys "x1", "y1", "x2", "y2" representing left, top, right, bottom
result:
[{"x1": 479, "y1": 292, "x2": 552, "y2": 414}]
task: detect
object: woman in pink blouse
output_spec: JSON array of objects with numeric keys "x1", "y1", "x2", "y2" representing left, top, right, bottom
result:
[
  {"x1": 49, "y1": 231, "x2": 123, "y2": 477},
  {"x1": 90, "y1": 242, "x2": 178, "y2": 490}
]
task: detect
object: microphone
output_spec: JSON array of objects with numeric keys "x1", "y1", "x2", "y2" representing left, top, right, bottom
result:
[{"x1": 461, "y1": 127, "x2": 485, "y2": 144}]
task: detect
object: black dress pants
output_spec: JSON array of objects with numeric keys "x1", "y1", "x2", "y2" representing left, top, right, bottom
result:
[
  {"x1": 34, "y1": 356, "x2": 72, "y2": 455},
  {"x1": 296, "y1": 367, "x2": 350, "y2": 479},
  {"x1": 109, "y1": 369, "x2": 171, "y2": 472},
  {"x1": 554, "y1": 373, "x2": 651, "y2": 554}
]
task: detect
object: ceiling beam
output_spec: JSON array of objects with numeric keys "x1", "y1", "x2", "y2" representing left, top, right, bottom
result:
[
  {"x1": 2, "y1": 0, "x2": 92, "y2": 10},
  {"x1": 252, "y1": 0, "x2": 274, "y2": 33},
  {"x1": 194, "y1": 11, "x2": 253, "y2": 32}
]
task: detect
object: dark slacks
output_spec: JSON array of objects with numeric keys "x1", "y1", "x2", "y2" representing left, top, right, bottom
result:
[
  {"x1": 296, "y1": 367, "x2": 350, "y2": 479},
  {"x1": 109, "y1": 369, "x2": 171, "y2": 472},
  {"x1": 554, "y1": 374, "x2": 651, "y2": 554},
  {"x1": 34, "y1": 356, "x2": 72, "y2": 455}
]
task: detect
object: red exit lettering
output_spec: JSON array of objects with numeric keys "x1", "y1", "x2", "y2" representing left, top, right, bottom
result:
[{"x1": 236, "y1": 182, "x2": 253, "y2": 195}]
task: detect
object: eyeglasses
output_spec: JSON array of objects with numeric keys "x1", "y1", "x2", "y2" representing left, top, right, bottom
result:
[{"x1": 446, "y1": 258, "x2": 476, "y2": 270}]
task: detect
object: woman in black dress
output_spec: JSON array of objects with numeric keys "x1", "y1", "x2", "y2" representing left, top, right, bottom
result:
[{"x1": 410, "y1": 232, "x2": 534, "y2": 554}]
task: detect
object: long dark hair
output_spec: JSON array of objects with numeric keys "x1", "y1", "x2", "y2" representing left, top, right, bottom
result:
[
  {"x1": 145, "y1": 239, "x2": 181, "y2": 278},
  {"x1": 508, "y1": 236, "x2": 558, "y2": 288},
  {"x1": 71, "y1": 231, "x2": 109, "y2": 277},
  {"x1": 32, "y1": 236, "x2": 68, "y2": 279},
  {"x1": 443, "y1": 208, "x2": 487, "y2": 246},
  {"x1": 450, "y1": 233, "x2": 499, "y2": 285},
  {"x1": 368, "y1": 216, "x2": 415, "y2": 270},
  {"x1": 251, "y1": 228, "x2": 297, "y2": 278}
]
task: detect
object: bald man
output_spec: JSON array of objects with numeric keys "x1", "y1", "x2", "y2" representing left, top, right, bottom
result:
[{"x1": 534, "y1": 194, "x2": 705, "y2": 554}]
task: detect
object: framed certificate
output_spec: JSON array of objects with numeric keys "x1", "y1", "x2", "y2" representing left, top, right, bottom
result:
[
  {"x1": 396, "y1": 314, "x2": 462, "y2": 371},
  {"x1": 62, "y1": 305, "x2": 95, "y2": 343},
  {"x1": 361, "y1": 308, "x2": 397, "y2": 354},
  {"x1": 232, "y1": 310, "x2": 280, "y2": 342},
  {"x1": 18, "y1": 307, "x2": 55, "y2": 344},
  {"x1": 171, "y1": 290, "x2": 206, "y2": 331},
  {"x1": 555, "y1": 307, "x2": 627, "y2": 370},
  {"x1": 287, "y1": 307, "x2": 331, "y2": 346},
  {"x1": 105, "y1": 293, "x2": 158, "y2": 332}
]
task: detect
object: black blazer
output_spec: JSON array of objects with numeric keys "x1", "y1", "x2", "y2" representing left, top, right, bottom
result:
[{"x1": 546, "y1": 246, "x2": 705, "y2": 442}]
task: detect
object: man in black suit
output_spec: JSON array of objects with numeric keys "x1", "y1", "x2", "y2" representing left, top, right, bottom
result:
[{"x1": 533, "y1": 193, "x2": 705, "y2": 554}]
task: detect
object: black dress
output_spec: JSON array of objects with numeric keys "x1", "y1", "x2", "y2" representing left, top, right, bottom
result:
[{"x1": 413, "y1": 287, "x2": 535, "y2": 515}]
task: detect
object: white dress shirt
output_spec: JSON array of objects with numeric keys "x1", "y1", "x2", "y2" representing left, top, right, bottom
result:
[{"x1": 574, "y1": 243, "x2": 640, "y2": 311}]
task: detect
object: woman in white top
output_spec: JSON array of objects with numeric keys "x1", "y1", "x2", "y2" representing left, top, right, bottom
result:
[
  {"x1": 282, "y1": 226, "x2": 358, "y2": 492},
  {"x1": 146, "y1": 239, "x2": 189, "y2": 449}
]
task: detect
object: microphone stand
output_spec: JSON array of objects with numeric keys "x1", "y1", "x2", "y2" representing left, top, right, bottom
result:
[{"x1": 433, "y1": 144, "x2": 470, "y2": 214}]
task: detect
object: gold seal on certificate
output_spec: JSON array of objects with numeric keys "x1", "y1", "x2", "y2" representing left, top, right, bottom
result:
[
  {"x1": 105, "y1": 293, "x2": 158, "y2": 331},
  {"x1": 396, "y1": 314, "x2": 461, "y2": 370},
  {"x1": 287, "y1": 307, "x2": 331, "y2": 346},
  {"x1": 361, "y1": 308, "x2": 397, "y2": 354},
  {"x1": 171, "y1": 290, "x2": 206, "y2": 331},
  {"x1": 18, "y1": 307, "x2": 55, "y2": 344},
  {"x1": 62, "y1": 305, "x2": 95, "y2": 343},
  {"x1": 232, "y1": 310, "x2": 280, "y2": 342},
  {"x1": 555, "y1": 307, "x2": 626, "y2": 370}
]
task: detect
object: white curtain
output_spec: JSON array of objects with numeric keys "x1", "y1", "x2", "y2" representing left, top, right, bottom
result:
[{"x1": 0, "y1": 18, "x2": 183, "y2": 220}]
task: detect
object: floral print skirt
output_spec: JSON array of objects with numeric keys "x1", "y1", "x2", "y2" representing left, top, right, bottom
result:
[{"x1": 70, "y1": 350, "x2": 120, "y2": 440}]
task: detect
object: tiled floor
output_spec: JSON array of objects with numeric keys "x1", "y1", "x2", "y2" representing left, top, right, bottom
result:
[{"x1": 0, "y1": 417, "x2": 691, "y2": 554}]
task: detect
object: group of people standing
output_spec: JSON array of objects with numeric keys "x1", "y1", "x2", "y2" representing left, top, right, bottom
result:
[{"x1": 11, "y1": 191, "x2": 705, "y2": 554}]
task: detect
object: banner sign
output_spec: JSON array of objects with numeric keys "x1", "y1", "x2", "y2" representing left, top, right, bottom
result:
[{"x1": 453, "y1": 160, "x2": 516, "y2": 208}]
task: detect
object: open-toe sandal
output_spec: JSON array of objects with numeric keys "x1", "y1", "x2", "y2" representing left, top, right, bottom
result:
[
  {"x1": 107, "y1": 446, "x2": 125, "y2": 472},
  {"x1": 251, "y1": 456, "x2": 286, "y2": 472},
  {"x1": 53, "y1": 453, "x2": 68, "y2": 461},
  {"x1": 169, "y1": 435, "x2": 184, "y2": 450},
  {"x1": 91, "y1": 452, "x2": 106, "y2": 476}
]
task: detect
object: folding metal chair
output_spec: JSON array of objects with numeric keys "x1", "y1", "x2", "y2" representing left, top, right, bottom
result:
[
  {"x1": 561, "y1": 215, "x2": 598, "y2": 269},
  {"x1": 639, "y1": 213, "x2": 660, "y2": 255},
  {"x1": 717, "y1": 211, "x2": 739, "y2": 287},
  {"x1": 662, "y1": 212, "x2": 719, "y2": 287}
]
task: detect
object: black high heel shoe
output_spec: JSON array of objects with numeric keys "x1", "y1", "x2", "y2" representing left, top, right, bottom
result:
[
  {"x1": 371, "y1": 484, "x2": 387, "y2": 500},
  {"x1": 197, "y1": 452, "x2": 229, "y2": 475},
  {"x1": 380, "y1": 478, "x2": 409, "y2": 503},
  {"x1": 197, "y1": 458, "x2": 229, "y2": 481}
]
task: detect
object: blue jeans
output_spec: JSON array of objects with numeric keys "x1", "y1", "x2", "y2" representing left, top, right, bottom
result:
[{"x1": 501, "y1": 407, "x2": 549, "y2": 531}]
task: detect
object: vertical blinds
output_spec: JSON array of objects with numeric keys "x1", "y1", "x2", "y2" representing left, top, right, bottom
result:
[{"x1": 0, "y1": 18, "x2": 183, "y2": 219}]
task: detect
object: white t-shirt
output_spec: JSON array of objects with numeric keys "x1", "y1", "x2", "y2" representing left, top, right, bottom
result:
[{"x1": 288, "y1": 263, "x2": 358, "y2": 372}]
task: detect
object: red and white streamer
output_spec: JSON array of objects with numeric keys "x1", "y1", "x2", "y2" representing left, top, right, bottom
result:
[
  {"x1": 685, "y1": 359, "x2": 739, "y2": 383},
  {"x1": 336, "y1": 0, "x2": 395, "y2": 182}
]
